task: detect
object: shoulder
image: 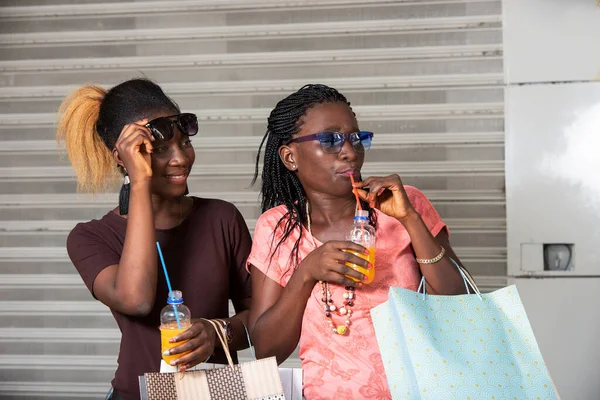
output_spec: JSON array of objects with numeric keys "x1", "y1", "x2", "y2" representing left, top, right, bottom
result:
[
  {"x1": 254, "y1": 205, "x2": 288, "y2": 230},
  {"x1": 403, "y1": 185, "x2": 446, "y2": 232},
  {"x1": 189, "y1": 197, "x2": 241, "y2": 222},
  {"x1": 251, "y1": 206, "x2": 290, "y2": 245},
  {"x1": 404, "y1": 185, "x2": 428, "y2": 201},
  {"x1": 66, "y1": 212, "x2": 122, "y2": 261},
  {"x1": 192, "y1": 197, "x2": 237, "y2": 214},
  {"x1": 189, "y1": 197, "x2": 250, "y2": 237},
  {"x1": 247, "y1": 205, "x2": 297, "y2": 285},
  {"x1": 67, "y1": 213, "x2": 116, "y2": 247},
  {"x1": 404, "y1": 185, "x2": 436, "y2": 210},
  {"x1": 66, "y1": 212, "x2": 123, "y2": 294}
]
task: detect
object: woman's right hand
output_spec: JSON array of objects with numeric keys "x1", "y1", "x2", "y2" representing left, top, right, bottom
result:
[
  {"x1": 114, "y1": 119, "x2": 154, "y2": 183},
  {"x1": 298, "y1": 241, "x2": 371, "y2": 286}
]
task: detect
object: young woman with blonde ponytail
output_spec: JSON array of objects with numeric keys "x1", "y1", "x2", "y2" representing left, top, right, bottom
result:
[{"x1": 58, "y1": 79, "x2": 252, "y2": 400}]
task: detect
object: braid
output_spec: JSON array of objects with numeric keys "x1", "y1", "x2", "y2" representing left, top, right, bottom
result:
[{"x1": 252, "y1": 84, "x2": 377, "y2": 269}]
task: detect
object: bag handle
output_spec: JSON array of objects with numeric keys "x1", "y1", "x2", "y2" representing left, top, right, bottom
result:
[
  {"x1": 237, "y1": 318, "x2": 257, "y2": 361},
  {"x1": 203, "y1": 319, "x2": 235, "y2": 367},
  {"x1": 417, "y1": 257, "x2": 482, "y2": 299},
  {"x1": 453, "y1": 259, "x2": 480, "y2": 295}
]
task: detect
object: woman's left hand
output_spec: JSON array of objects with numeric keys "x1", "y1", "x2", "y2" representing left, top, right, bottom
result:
[
  {"x1": 166, "y1": 320, "x2": 216, "y2": 370},
  {"x1": 354, "y1": 174, "x2": 417, "y2": 222}
]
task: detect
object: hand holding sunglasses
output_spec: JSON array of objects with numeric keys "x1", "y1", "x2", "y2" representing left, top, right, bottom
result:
[
  {"x1": 114, "y1": 113, "x2": 199, "y2": 183},
  {"x1": 114, "y1": 119, "x2": 155, "y2": 183}
]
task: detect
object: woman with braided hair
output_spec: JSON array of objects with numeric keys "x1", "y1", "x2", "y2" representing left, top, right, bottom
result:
[{"x1": 247, "y1": 84, "x2": 469, "y2": 398}]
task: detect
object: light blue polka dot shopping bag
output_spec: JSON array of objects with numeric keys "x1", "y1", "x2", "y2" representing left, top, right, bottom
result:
[{"x1": 371, "y1": 260, "x2": 559, "y2": 400}]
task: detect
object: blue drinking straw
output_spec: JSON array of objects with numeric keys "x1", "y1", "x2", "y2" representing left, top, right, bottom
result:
[{"x1": 156, "y1": 241, "x2": 181, "y2": 329}]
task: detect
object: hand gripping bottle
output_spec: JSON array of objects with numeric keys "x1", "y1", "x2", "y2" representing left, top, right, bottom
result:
[
  {"x1": 346, "y1": 210, "x2": 376, "y2": 284},
  {"x1": 159, "y1": 290, "x2": 191, "y2": 365}
]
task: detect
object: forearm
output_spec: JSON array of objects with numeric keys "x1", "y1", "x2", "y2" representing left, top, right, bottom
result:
[
  {"x1": 115, "y1": 182, "x2": 158, "y2": 310},
  {"x1": 206, "y1": 311, "x2": 251, "y2": 352},
  {"x1": 401, "y1": 212, "x2": 466, "y2": 295},
  {"x1": 251, "y1": 269, "x2": 315, "y2": 364}
]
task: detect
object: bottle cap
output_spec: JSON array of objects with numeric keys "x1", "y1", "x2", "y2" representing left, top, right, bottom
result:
[
  {"x1": 167, "y1": 290, "x2": 184, "y2": 305},
  {"x1": 354, "y1": 210, "x2": 369, "y2": 221}
]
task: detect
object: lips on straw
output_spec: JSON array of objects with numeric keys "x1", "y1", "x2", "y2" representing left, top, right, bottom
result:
[{"x1": 348, "y1": 175, "x2": 363, "y2": 211}]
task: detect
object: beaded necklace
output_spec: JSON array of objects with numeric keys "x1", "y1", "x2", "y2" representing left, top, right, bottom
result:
[{"x1": 306, "y1": 203, "x2": 355, "y2": 335}]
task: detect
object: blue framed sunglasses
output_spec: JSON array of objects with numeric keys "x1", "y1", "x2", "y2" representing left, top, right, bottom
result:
[{"x1": 286, "y1": 131, "x2": 374, "y2": 153}]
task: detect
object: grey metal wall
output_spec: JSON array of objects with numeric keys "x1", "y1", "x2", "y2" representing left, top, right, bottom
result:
[{"x1": 0, "y1": 1, "x2": 504, "y2": 398}]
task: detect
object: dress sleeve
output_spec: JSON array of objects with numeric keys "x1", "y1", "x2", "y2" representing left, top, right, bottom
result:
[
  {"x1": 405, "y1": 185, "x2": 448, "y2": 237},
  {"x1": 246, "y1": 208, "x2": 291, "y2": 287},
  {"x1": 66, "y1": 223, "x2": 121, "y2": 297},
  {"x1": 227, "y1": 205, "x2": 253, "y2": 305}
]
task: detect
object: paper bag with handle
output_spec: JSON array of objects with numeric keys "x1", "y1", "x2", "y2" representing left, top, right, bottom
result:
[
  {"x1": 371, "y1": 259, "x2": 561, "y2": 399},
  {"x1": 143, "y1": 319, "x2": 285, "y2": 400}
]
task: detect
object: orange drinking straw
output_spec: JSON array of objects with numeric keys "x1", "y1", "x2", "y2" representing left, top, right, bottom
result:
[{"x1": 349, "y1": 175, "x2": 363, "y2": 211}]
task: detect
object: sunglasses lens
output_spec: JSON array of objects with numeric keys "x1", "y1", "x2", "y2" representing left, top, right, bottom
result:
[
  {"x1": 353, "y1": 131, "x2": 373, "y2": 152},
  {"x1": 318, "y1": 132, "x2": 343, "y2": 153},
  {"x1": 150, "y1": 119, "x2": 174, "y2": 141},
  {"x1": 178, "y1": 113, "x2": 198, "y2": 136}
]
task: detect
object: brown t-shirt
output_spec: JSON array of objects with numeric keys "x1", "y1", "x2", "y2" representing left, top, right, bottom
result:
[{"x1": 66, "y1": 197, "x2": 252, "y2": 400}]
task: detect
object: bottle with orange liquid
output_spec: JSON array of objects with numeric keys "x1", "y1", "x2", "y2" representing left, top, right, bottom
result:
[
  {"x1": 159, "y1": 290, "x2": 191, "y2": 365},
  {"x1": 346, "y1": 210, "x2": 376, "y2": 284}
]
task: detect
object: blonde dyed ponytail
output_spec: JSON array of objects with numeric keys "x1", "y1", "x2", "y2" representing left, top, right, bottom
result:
[{"x1": 57, "y1": 85, "x2": 119, "y2": 193}]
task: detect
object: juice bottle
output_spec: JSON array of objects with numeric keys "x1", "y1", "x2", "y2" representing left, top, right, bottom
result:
[
  {"x1": 159, "y1": 290, "x2": 192, "y2": 365},
  {"x1": 346, "y1": 210, "x2": 376, "y2": 284}
]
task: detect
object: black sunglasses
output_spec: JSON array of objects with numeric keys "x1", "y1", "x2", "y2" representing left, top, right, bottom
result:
[
  {"x1": 286, "y1": 131, "x2": 374, "y2": 154},
  {"x1": 145, "y1": 113, "x2": 198, "y2": 141}
]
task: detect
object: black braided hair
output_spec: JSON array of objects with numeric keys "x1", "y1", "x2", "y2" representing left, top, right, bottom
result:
[{"x1": 251, "y1": 84, "x2": 377, "y2": 269}]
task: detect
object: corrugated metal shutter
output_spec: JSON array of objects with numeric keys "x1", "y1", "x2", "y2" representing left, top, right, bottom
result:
[{"x1": 0, "y1": 1, "x2": 505, "y2": 398}]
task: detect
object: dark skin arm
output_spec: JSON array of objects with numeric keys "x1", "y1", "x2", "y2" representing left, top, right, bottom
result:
[
  {"x1": 247, "y1": 227, "x2": 459, "y2": 363},
  {"x1": 92, "y1": 120, "x2": 159, "y2": 316},
  {"x1": 248, "y1": 240, "x2": 369, "y2": 363},
  {"x1": 90, "y1": 120, "x2": 250, "y2": 370},
  {"x1": 248, "y1": 266, "x2": 312, "y2": 364},
  {"x1": 165, "y1": 298, "x2": 252, "y2": 370},
  {"x1": 401, "y1": 213, "x2": 467, "y2": 294},
  {"x1": 165, "y1": 215, "x2": 254, "y2": 371},
  {"x1": 355, "y1": 174, "x2": 467, "y2": 295},
  {"x1": 249, "y1": 174, "x2": 466, "y2": 362}
]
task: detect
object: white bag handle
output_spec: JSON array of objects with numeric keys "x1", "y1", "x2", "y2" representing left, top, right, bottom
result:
[
  {"x1": 417, "y1": 257, "x2": 482, "y2": 299},
  {"x1": 238, "y1": 318, "x2": 257, "y2": 361},
  {"x1": 203, "y1": 319, "x2": 235, "y2": 367}
]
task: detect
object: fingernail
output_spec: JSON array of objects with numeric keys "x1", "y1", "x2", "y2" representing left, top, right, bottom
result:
[
  {"x1": 170, "y1": 338, "x2": 176, "y2": 343},
  {"x1": 365, "y1": 249, "x2": 370, "y2": 255},
  {"x1": 367, "y1": 263, "x2": 372, "y2": 270},
  {"x1": 369, "y1": 202, "x2": 374, "y2": 208},
  {"x1": 358, "y1": 283, "x2": 364, "y2": 287},
  {"x1": 163, "y1": 350, "x2": 170, "y2": 356},
  {"x1": 377, "y1": 188, "x2": 385, "y2": 195},
  {"x1": 170, "y1": 360, "x2": 177, "y2": 366},
  {"x1": 363, "y1": 275, "x2": 368, "y2": 281}
]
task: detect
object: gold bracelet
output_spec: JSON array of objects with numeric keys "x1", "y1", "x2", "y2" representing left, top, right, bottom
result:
[{"x1": 416, "y1": 247, "x2": 445, "y2": 264}]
